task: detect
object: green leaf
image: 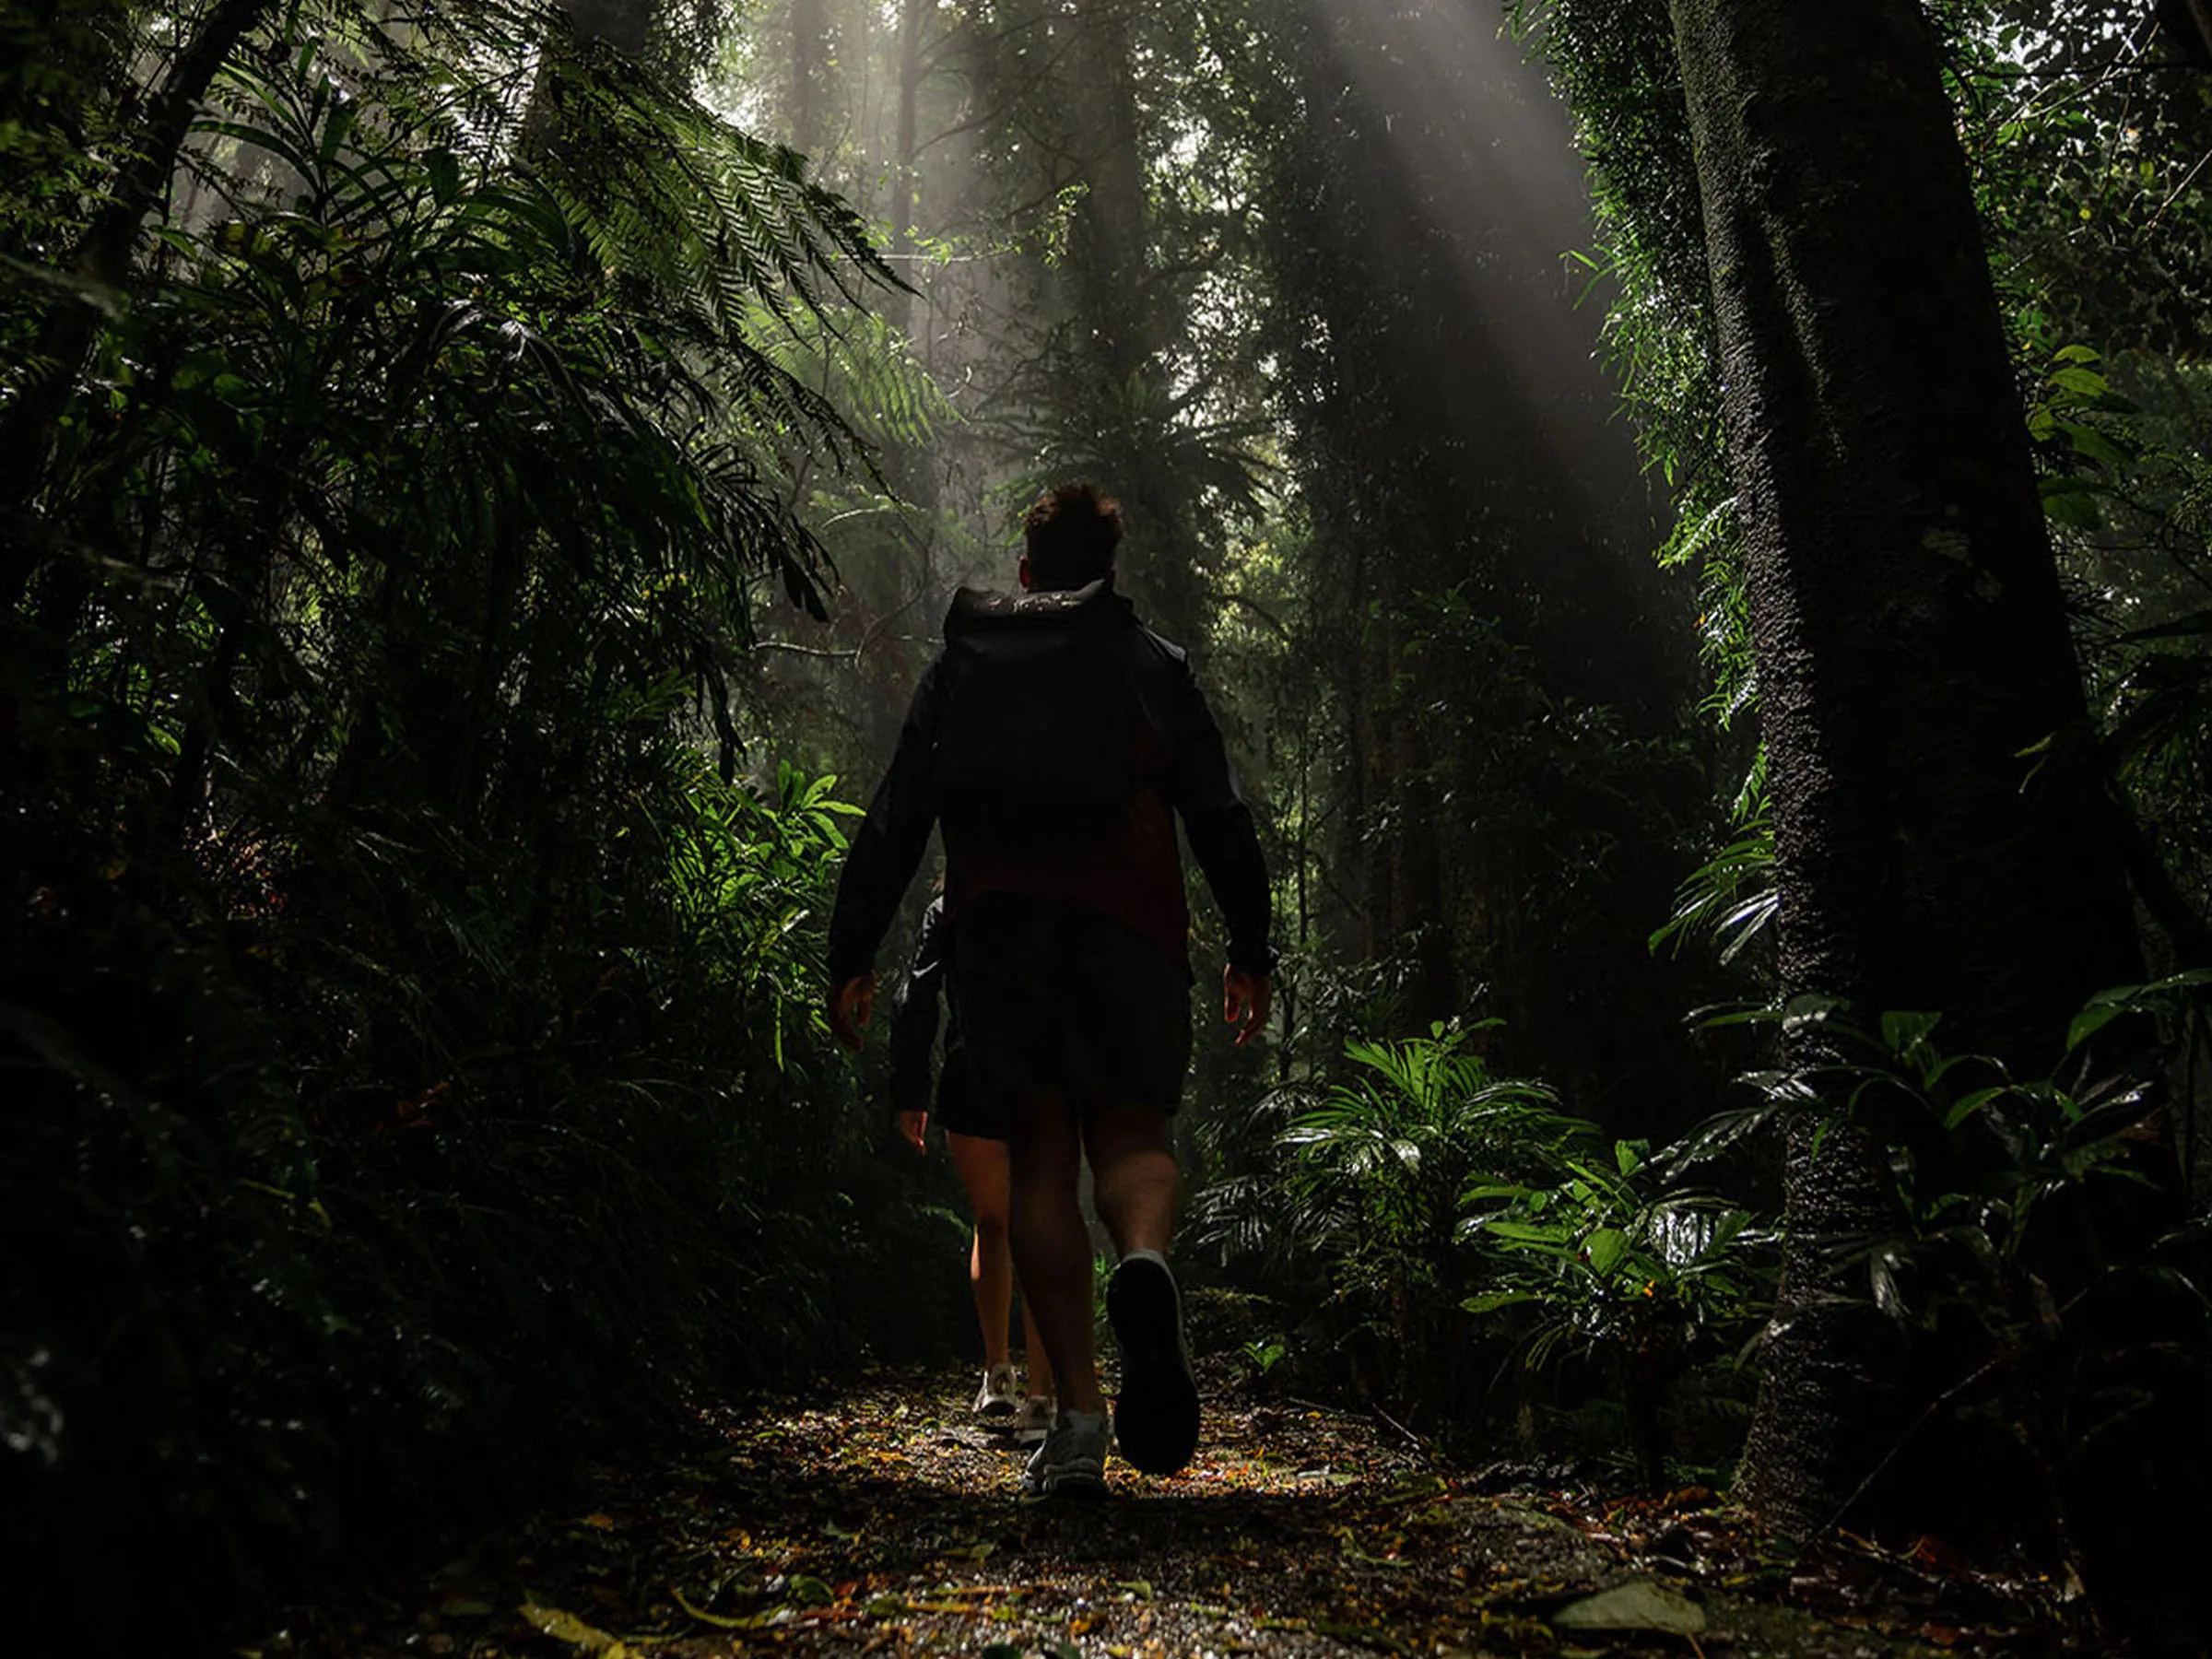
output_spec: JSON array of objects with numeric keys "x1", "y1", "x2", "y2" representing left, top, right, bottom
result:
[
  {"x1": 2048, "y1": 364, "x2": 2110, "y2": 398},
  {"x1": 2039, "y1": 475, "x2": 2104, "y2": 529},
  {"x1": 1880, "y1": 1009, "x2": 1941, "y2": 1056},
  {"x1": 2120, "y1": 609, "x2": 2212, "y2": 642},
  {"x1": 1583, "y1": 1228, "x2": 1630, "y2": 1277},
  {"x1": 2066, "y1": 1004, "x2": 2125, "y2": 1053},
  {"x1": 426, "y1": 147, "x2": 462, "y2": 206},
  {"x1": 1943, "y1": 1087, "x2": 2006, "y2": 1130},
  {"x1": 1462, "y1": 1289, "x2": 1540, "y2": 1313},
  {"x1": 2054, "y1": 419, "x2": 2131, "y2": 469}
]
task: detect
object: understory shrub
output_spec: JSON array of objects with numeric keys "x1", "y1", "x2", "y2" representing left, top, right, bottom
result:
[{"x1": 0, "y1": 4, "x2": 958, "y2": 1646}]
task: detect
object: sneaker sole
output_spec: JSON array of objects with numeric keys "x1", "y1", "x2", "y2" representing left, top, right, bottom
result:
[
  {"x1": 1021, "y1": 1469, "x2": 1108, "y2": 1502},
  {"x1": 1106, "y1": 1254, "x2": 1199, "y2": 1476}
]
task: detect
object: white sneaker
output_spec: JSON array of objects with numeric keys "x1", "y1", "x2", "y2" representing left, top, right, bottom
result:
[
  {"x1": 1013, "y1": 1394, "x2": 1056, "y2": 1442},
  {"x1": 972, "y1": 1363, "x2": 1019, "y2": 1419},
  {"x1": 1020, "y1": 1408, "x2": 1108, "y2": 1500}
]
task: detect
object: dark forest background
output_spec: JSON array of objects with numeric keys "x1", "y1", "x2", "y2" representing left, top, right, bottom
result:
[{"x1": 4, "y1": 0, "x2": 2210, "y2": 1650}]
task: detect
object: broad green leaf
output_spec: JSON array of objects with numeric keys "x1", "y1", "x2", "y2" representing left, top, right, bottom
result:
[
  {"x1": 1943, "y1": 1087, "x2": 2006, "y2": 1130},
  {"x1": 2055, "y1": 419, "x2": 2130, "y2": 468},
  {"x1": 1484, "y1": 1219, "x2": 1570, "y2": 1244},
  {"x1": 1879, "y1": 1009, "x2": 1941, "y2": 1056},
  {"x1": 2039, "y1": 475, "x2": 2103, "y2": 529},
  {"x1": 1583, "y1": 1228, "x2": 1630, "y2": 1277},
  {"x1": 1462, "y1": 1289, "x2": 1540, "y2": 1313},
  {"x1": 2048, "y1": 364, "x2": 2110, "y2": 398},
  {"x1": 2066, "y1": 1004, "x2": 2125, "y2": 1053}
]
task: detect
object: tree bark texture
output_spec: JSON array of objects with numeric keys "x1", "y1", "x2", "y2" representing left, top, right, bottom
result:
[{"x1": 1666, "y1": 0, "x2": 2141, "y2": 1532}]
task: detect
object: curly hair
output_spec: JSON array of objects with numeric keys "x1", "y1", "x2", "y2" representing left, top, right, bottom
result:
[{"x1": 1022, "y1": 481, "x2": 1123, "y2": 589}]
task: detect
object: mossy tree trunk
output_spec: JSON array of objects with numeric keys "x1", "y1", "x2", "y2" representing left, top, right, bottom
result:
[{"x1": 1664, "y1": 0, "x2": 2141, "y2": 1533}]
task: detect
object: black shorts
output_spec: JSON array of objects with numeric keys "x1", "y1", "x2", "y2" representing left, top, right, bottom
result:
[
  {"x1": 949, "y1": 894, "x2": 1193, "y2": 1110},
  {"x1": 932, "y1": 1045, "x2": 1003, "y2": 1140}
]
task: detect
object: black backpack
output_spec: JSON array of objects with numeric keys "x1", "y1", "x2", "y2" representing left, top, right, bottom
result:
[{"x1": 932, "y1": 583, "x2": 1156, "y2": 837}]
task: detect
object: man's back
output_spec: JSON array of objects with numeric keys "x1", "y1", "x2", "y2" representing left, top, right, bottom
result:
[
  {"x1": 823, "y1": 481, "x2": 1271, "y2": 1501},
  {"x1": 825, "y1": 581, "x2": 1270, "y2": 988}
]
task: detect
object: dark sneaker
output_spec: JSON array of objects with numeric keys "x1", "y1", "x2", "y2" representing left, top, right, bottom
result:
[
  {"x1": 1019, "y1": 1408, "x2": 1108, "y2": 1500},
  {"x1": 1105, "y1": 1250, "x2": 1200, "y2": 1475}
]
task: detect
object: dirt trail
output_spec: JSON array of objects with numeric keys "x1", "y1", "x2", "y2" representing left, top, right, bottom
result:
[{"x1": 282, "y1": 1365, "x2": 2073, "y2": 1659}]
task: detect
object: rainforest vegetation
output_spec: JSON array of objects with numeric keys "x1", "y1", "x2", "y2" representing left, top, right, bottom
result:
[{"x1": 4, "y1": 0, "x2": 2210, "y2": 1652}]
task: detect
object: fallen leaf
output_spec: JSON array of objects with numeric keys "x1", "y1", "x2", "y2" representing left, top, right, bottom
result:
[
  {"x1": 1550, "y1": 1580, "x2": 1706, "y2": 1636},
  {"x1": 670, "y1": 1588, "x2": 769, "y2": 1631},
  {"x1": 519, "y1": 1600, "x2": 633, "y2": 1657}
]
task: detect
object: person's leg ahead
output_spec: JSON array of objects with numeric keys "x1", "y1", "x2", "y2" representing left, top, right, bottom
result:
[
  {"x1": 945, "y1": 1130, "x2": 1015, "y2": 1371},
  {"x1": 1005, "y1": 1088, "x2": 1103, "y2": 1418},
  {"x1": 948, "y1": 1126, "x2": 1055, "y2": 1411},
  {"x1": 1019, "y1": 1288, "x2": 1055, "y2": 1401}
]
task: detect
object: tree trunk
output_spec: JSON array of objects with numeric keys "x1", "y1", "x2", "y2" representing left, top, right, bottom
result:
[
  {"x1": 1665, "y1": 0, "x2": 2141, "y2": 1533},
  {"x1": 791, "y1": 0, "x2": 829, "y2": 156},
  {"x1": 888, "y1": 0, "x2": 926, "y2": 336}
]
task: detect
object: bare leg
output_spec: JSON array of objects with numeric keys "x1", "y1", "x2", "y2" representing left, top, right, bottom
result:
[
  {"x1": 946, "y1": 1131, "x2": 1013, "y2": 1368},
  {"x1": 1019, "y1": 1291, "x2": 1056, "y2": 1399},
  {"x1": 1086, "y1": 1100, "x2": 1178, "y2": 1258},
  {"x1": 1006, "y1": 1089, "x2": 1105, "y2": 1417}
]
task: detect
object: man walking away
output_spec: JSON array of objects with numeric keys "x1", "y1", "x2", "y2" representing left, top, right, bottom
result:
[{"x1": 824, "y1": 483, "x2": 1274, "y2": 1500}]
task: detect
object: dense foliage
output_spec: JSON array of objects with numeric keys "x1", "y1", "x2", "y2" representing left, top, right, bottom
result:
[
  {"x1": 6, "y1": 0, "x2": 2212, "y2": 1648},
  {"x1": 2, "y1": 0, "x2": 971, "y2": 1643}
]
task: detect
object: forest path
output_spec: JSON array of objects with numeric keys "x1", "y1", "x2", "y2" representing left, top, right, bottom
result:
[{"x1": 297, "y1": 1367, "x2": 2050, "y2": 1659}]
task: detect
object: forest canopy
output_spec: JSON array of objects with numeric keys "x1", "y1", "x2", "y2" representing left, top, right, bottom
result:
[{"x1": 3, "y1": 0, "x2": 2208, "y2": 1651}]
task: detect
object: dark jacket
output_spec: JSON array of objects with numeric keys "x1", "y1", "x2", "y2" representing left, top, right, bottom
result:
[{"x1": 826, "y1": 582, "x2": 1273, "y2": 982}]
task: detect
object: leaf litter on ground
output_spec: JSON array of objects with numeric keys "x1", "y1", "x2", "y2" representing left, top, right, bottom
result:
[{"x1": 271, "y1": 1362, "x2": 2087, "y2": 1658}]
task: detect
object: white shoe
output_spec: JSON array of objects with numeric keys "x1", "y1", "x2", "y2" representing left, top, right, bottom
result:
[
  {"x1": 1020, "y1": 1408, "x2": 1108, "y2": 1500},
  {"x1": 1013, "y1": 1394, "x2": 1056, "y2": 1441},
  {"x1": 972, "y1": 1363, "x2": 1019, "y2": 1419}
]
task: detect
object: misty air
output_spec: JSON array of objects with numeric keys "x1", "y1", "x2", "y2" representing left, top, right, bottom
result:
[{"x1": 3, "y1": 1, "x2": 2208, "y2": 1655}]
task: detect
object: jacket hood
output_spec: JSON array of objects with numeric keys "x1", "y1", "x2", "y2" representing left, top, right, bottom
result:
[{"x1": 944, "y1": 580, "x2": 1130, "y2": 637}]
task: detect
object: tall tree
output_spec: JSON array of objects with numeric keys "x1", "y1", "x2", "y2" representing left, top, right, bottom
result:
[
  {"x1": 1664, "y1": 0, "x2": 2142, "y2": 1532},
  {"x1": 1255, "y1": 0, "x2": 1697, "y2": 1100}
]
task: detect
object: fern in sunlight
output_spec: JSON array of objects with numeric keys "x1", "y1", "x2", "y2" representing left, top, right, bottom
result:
[
  {"x1": 1277, "y1": 1023, "x2": 1574, "y2": 1299},
  {"x1": 1648, "y1": 812, "x2": 1778, "y2": 967}
]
